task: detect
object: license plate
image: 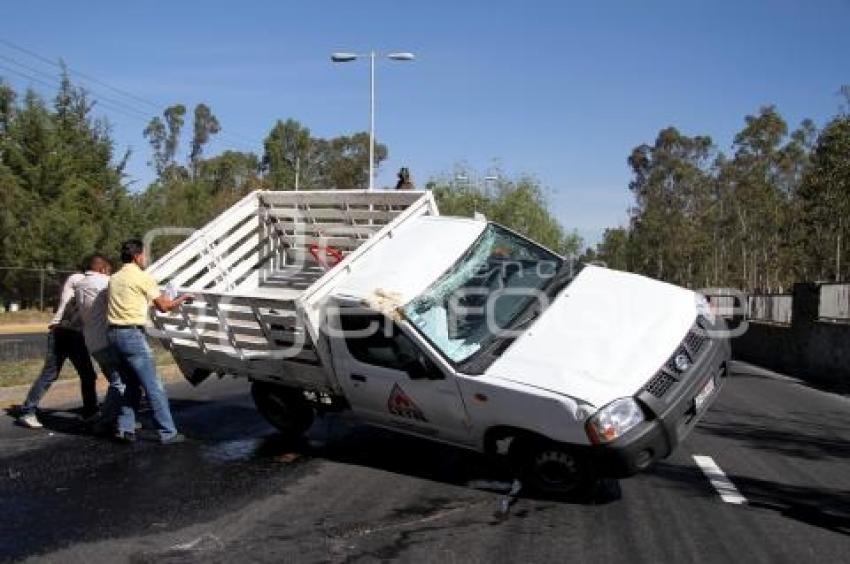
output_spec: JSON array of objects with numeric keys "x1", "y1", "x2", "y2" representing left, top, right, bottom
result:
[{"x1": 694, "y1": 377, "x2": 716, "y2": 410}]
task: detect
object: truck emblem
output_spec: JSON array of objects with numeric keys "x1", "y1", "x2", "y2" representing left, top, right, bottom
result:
[
  {"x1": 387, "y1": 384, "x2": 428, "y2": 422},
  {"x1": 674, "y1": 353, "x2": 691, "y2": 372}
]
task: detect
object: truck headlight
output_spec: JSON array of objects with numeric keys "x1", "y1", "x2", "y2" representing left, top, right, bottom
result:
[{"x1": 585, "y1": 398, "x2": 645, "y2": 444}]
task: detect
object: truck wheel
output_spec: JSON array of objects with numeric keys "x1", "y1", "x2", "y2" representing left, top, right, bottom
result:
[
  {"x1": 251, "y1": 382, "x2": 314, "y2": 440},
  {"x1": 512, "y1": 438, "x2": 594, "y2": 498}
]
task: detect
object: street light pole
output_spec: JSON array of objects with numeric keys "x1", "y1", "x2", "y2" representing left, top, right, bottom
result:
[
  {"x1": 331, "y1": 51, "x2": 415, "y2": 191},
  {"x1": 369, "y1": 51, "x2": 375, "y2": 191}
]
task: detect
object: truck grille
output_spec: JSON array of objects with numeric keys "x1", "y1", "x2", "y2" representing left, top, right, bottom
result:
[
  {"x1": 684, "y1": 328, "x2": 707, "y2": 356},
  {"x1": 645, "y1": 371, "x2": 677, "y2": 397},
  {"x1": 644, "y1": 321, "x2": 710, "y2": 399}
]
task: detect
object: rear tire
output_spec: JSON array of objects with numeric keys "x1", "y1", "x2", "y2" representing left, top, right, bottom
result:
[
  {"x1": 511, "y1": 438, "x2": 595, "y2": 499},
  {"x1": 251, "y1": 382, "x2": 314, "y2": 440}
]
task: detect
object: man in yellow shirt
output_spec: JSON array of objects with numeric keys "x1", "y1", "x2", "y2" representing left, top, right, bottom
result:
[{"x1": 107, "y1": 239, "x2": 192, "y2": 444}]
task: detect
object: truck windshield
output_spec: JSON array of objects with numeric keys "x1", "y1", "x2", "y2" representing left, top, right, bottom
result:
[{"x1": 402, "y1": 224, "x2": 562, "y2": 363}]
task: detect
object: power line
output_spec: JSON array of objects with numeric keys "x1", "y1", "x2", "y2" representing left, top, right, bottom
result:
[
  {"x1": 0, "y1": 62, "x2": 158, "y2": 127},
  {"x1": 0, "y1": 61, "x2": 260, "y2": 164},
  {"x1": 0, "y1": 53, "x2": 154, "y2": 121},
  {"x1": 0, "y1": 37, "x2": 262, "y2": 150},
  {"x1": 0, "y1": 59, "x2": 257, "y2": 153},
  {"x1": 0, "y1": 37, "x2": 262, "y2": 147},
  {"x1": 0, "y1": 38, "x2": 161, "y2": 111}
]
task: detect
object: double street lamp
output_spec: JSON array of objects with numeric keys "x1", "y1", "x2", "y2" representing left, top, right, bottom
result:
[{"x1": 331, "y1": 51, "x2": 415, "y2": 190}]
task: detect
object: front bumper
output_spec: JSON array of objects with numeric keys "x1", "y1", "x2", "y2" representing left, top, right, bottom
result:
[{"x1": 592, "y1": 326, "x2": 731, "y2": 477}]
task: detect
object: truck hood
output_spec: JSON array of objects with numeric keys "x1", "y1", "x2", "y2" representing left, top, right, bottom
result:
[{"x1": 484, "y1": 265, "x2": 697, "y2": 407}]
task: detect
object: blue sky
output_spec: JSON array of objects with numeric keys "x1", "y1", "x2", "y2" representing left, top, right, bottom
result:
[{"x1": 3, "y1": 1, "x2": 849, "y2": 245}]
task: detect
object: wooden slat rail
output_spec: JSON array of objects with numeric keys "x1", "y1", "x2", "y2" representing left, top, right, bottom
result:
[
  {"x1": 150, "y1": 193, "x2": 259, "y2": 282},
  {"x1": 164, "y1": 334, "x2": 320, "y2": 363},
  {"x1": 192, "y1": 228, "x2": 262, "y2": 290},
  {"x1": 154, "y1": 289, "x2": 311, "y2": 362},
  {"x1": 150, "y1": 190, "x2": 424, "y2": 288},
  {"x1": 157, "y1": 317, "x2": 301, "y2": 337},
  {"x1": 265, "y1": 208, "x2": 399, "y2": 222},
  {"x1": 156, "y1": 327, "x2": 310, "y2": 352},
  {"x1": 170, "y1": 219, "x2": 257, "y2": 289},
  {"x1": 259, "y1": 190, "x2": 423, "y2": 207},
  {"x1": 262, "y1": 222, "x2": 379, "y2": 237},
  {"x1": 179, "y1": 302, "x2": 297, "y2": 323},
  {"x1": 146, "y1": 190, "x2": 434, "y2": 385}
]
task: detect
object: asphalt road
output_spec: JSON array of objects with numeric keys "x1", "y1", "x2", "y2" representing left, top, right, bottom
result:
[{"x1": 1, "y1": 362, "x2": 848, "y2": 563}]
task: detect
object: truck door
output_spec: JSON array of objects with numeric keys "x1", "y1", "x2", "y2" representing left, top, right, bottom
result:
[{"x1": 330, "y1": 309, "x2": 471, "y2": 443}]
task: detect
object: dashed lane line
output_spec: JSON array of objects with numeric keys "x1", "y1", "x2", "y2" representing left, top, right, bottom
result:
[{"x1": 693, "y1": 455, "x2": 747, "y2": 505}]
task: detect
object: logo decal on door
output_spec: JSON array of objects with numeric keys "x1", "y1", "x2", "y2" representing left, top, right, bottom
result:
[{"x1": 387, "y1": 383, "x2": 428, "y2": 422}]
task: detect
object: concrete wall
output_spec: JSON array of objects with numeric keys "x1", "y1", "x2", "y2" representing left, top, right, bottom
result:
[{"x1": 732, "y1": 283, "x2": 850, "y2": 390}]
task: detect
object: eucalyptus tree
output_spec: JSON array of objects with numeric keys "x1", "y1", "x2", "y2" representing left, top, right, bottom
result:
[{"x1": 190, "y1": 103, "x2": 220, "y2": 176}]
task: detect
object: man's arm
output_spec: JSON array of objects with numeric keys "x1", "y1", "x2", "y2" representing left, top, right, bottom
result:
[
  {"x1": 141, "y1": 272, "x2": 193, "y2": 314},
  {"x1": 51, "y1": 274, "x2": 82, "y2": 328},
  {"x1": 152, "y1": 292, "x2": 193, "y2": 313}
]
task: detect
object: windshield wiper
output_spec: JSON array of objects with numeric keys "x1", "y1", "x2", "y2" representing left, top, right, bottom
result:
[
  {"x1": 484, "y1": 261, "x2": 571, "y2": 339},
  {"x1": 504, "y1": 306, "x2": 540, "y2": 333}
]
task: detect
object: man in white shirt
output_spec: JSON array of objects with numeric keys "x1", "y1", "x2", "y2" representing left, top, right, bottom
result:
[
  {"x1": 74, "y1": 254, "x2": 131, "y2": 432},
  {"x1": 17, "y1": 258, "x2": 99, "y2": 428}
]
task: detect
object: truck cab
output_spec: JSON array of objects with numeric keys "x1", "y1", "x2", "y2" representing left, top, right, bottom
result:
[{"x1": 320, "y1": 215, "x2": 729, "y2": 495}]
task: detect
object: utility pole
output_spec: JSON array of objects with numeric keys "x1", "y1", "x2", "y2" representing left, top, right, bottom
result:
[
  {"x1": 838, "y1": 216, "x2": 843, "y2": 282},
  {"x1": 39, "y1": 267, "x2": 45, "y2": 311},
  {"x1": 295, "y1": 156, "x2": 300, "y2": 191}
]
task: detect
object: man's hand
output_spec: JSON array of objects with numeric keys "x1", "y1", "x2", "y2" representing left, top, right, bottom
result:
[{"x1": 153, "y1": 292, "x2": 195, "y2": 313}]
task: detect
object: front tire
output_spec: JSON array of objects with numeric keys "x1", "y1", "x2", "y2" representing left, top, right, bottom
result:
[
  {"x1": 251, "y1": 382, "x2": 314, "y2": 440},
  {"x1": 512, "y1": 438, "x2": 595, "y2": 498}
]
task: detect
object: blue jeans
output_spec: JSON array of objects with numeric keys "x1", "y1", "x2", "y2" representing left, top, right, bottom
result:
[
  {"x1": 90, "y1": 347, "x2": 133, "y2": 427},
  {"x1": 22, "y1": 327, "x2": 98, "y2": 416},
  {"x1": 108, "y1": 327, "x2": 178, "y2": 440}
]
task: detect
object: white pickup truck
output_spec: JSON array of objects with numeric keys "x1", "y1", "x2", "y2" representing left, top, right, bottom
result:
[{"x1": 148, "y1": 189, "x2": 729, "y2": 495}]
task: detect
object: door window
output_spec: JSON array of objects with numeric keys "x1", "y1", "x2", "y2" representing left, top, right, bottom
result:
[{"x1": 340, "y1": 313, "x2": 420, "y2": 370}]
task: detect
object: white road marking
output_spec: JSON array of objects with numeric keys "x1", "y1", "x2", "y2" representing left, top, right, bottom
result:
[
  {"x1": 693, "y1": 455, "x2": 747, "y2": 505},
  {"x1": 169, "y1": 533, "x2": 224, "y2": 552}
]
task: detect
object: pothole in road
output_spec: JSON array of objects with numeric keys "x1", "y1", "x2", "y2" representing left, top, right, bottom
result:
[
  {"x1": 324, "y1": 500, "x2": 485, "y2": 541},
  {"x1": 322, "y1": 497, "x2": 500, "y2": 564},
  {"x1": 200, "y1": 436, "x2": 305, "y2": 464}
]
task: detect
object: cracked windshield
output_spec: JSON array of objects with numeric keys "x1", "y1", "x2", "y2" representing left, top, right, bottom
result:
[{"x1": 403, "y1": 224, "x2": 562, "y2": 362}]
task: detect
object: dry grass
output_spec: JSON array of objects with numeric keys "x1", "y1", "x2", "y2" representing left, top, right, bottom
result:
[
  {"x1": 0, "y1": 345, "x2": 176, "y2": 388},
  {"x1": 0, "y1": 310, "x2": 53, "y2": 325},
  {"x1": 0, "y1": 358, "x2": 48, "y2": 388}
]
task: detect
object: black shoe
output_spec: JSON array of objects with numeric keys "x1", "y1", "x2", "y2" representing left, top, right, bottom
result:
[
  {"x1": 114, "y1": 431, "x2": 136, "y2": 444},
  {"x1": 91, "y1": 422, "x2": 108, "y2": 436},
  {"x1": 160, "y1": 433, "x2": 186, "y2": 445}
]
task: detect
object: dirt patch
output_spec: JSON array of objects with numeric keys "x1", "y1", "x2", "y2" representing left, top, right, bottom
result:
[{"x1": 0, "y1": 324, "x2": 49, "y2": 335}]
